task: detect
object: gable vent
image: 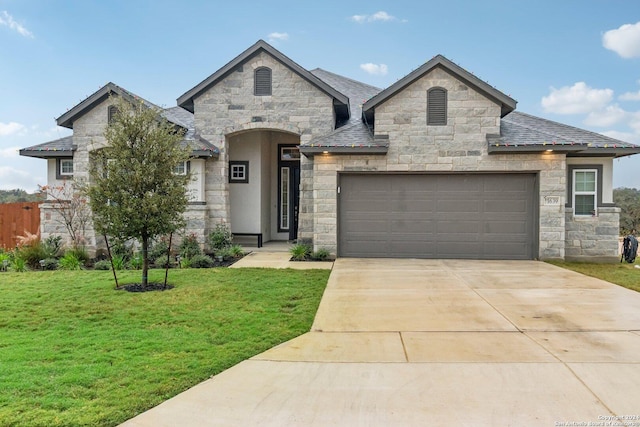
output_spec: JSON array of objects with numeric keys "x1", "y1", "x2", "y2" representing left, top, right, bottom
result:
[
  {"x1": 254, "y1": 67, "x2": 272, "y2": 96},
  {"x1": 427, "y1": 87, "x2": 447, "y2": 126}
]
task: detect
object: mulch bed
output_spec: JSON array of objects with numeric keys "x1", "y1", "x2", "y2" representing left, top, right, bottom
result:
[{"x1": 116, "y1": 282, "x2": 175, "y2": 292}]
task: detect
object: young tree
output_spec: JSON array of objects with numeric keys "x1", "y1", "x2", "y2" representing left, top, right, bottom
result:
[
  {"x1": 88, "y1": 97, "x2": 191, "y2": 287},
  {"x1": 39, "y1": 180, "x2": 91, "y2": 248}
]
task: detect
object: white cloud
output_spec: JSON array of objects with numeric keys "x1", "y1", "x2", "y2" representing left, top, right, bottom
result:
[
  {"x1": 360, "y1": 63, "x2": 388, "y2": 76},
  {"x1": 620, "y1": 90, "x2": 640, "y2": 101},
  {"x1": 541, "y1": 82, "x2": 613, "y2": 114},
  {"x1": 584, "y1": 104, "x2": 627, "y2": 127},
  {"x1": 0, "y1": 11, "x2": 34, "y2": 38},
  {"x1": 603, "y1": 21, "x2": 640, "y2": 58},
  {"x1": 0, "y1": 146, "x2": 20, "y2": 158},
  {"x1": 267, "y1": 32, "x2": 289, "y2": 42},
  {"x1": 601, "y1": 130, "x2": 640, "y2": 144},
  {"x1": 0, "y1": 121, "x2": 25, "y2": 136},
  {"x1": 351, "y1": 11, "x2": 403, "y2": 23}
]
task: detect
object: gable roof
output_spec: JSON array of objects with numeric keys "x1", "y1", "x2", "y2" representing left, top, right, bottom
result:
[
  {"x1": 488, "y1": 112, "x2": 640, "y2": 157},
  {"x1": 362, "y1": 54, "x2": 517, "y2": 121},
  {"x1": 176, "y1": 40, "x2": 350, "y2": 120},
  {"x1": 56, "y1": 82, "x2": 161, "y2": 129}
]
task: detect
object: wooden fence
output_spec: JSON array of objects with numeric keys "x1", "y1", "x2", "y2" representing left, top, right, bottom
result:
[{"x1": 0, "y1": 202, "x2": 41, "y2": 249}]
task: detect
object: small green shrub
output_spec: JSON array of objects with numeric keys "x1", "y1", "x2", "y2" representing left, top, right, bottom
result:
[
  {"x1": 94, "y1": 260, "x2": 112, "y2": 270},
  {"x1": 111, "y1": 254, "x2": 126, "y2": 271},
  {"x1": 129, "y1": 254, "x2": 143, "y2": 270},
  {"x1": 11, "y1": 256, "x2": 27, "y2": 272},
  {"x1": 190, "y1": 254, "x2": 214, "y2": 268},
  {"x1": 229, "y1": 244, "x2": 245, "y2": 258},
  {"x1": 153, "y1": 254, "x2": 174, "y2": 269},
  {"x1": 41, "y1": 258, "x2": 59, "y2": 271},
  {"x1": 179, "y1": 233, "x2": 202, "y2": 259},
  {"x1": 59, "y1": 252, "x2": 82, "y2": 270},
  {"x1": 65, "y1": 247, "x2": 89, "y2": 266},
  {"x1": 290, "y1": 244, "x2": 312, "y2": 261},
  {"x1": 208, "y1": 224, "x2": 233, "y2": 251},
  {"x1": 149, "y1": 238, "x2": 171, "y2": 261},
  {"x1": 111, "y1": 238, "x2": 134, "y2": 262},
  {"x1": 16, "y1": 242, "x2": 46, "y2": 269},
  {"x1": 0, "y1": 252, "x2": 10, "y2": 271},
  {"x1": 312, "y1": 248, "x2": 331, "y2": 261},
  {"x1": 179, "y1": 257, "x2": 192, "y2": 268},
  {"x1": 42, "y1": 235, "x2": 63, "y2": 258}
]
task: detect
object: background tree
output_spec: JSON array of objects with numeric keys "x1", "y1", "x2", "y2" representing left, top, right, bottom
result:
[
  {"x1": 614, "y1": 187, "x2": 640, "y2": 235},
  {"x1": 88, "y1": 97, "x2": 191, "y2": 287}
]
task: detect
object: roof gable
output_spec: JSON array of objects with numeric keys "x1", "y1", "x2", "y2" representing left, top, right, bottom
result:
[
  {"x1": 56, "y1": 82, "x2": 160, "y2": 129},
  {"x1": 176, "y1": 40, "x2": 350, "y2": 116},
  {"x1": 362, "y1": 55, "x2": 517, "y2": 119}
]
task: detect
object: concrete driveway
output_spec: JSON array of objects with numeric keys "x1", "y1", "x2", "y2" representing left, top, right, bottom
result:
[{"x1": 122, "y1": 259, "x2": 640, "y2": 426}]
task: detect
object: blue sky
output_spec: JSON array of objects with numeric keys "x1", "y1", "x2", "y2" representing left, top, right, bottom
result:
[{"x1": 1, "y1": 0, "x2": 640, "y2": 191}]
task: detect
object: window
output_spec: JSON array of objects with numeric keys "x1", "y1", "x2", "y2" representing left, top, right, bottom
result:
[
  {"x1": 254, "y1": 67, "x2": 272, "y2": 96},
  {"x1": 280, "y1": 146, "x2": 300, "y2": 161},
  {"x1": 174, "y1": 161, "x2": 190, "y2": 175},
  {"x1": 427, "y1": 87, "x2": 447, "y2": 125},
  {"x1": 229, "y1": 161, "x2": 249, "y2": 183},
  {"x1": 280, "y1": 167, "x2": 290, "y2": 230},
  {"x1": 56, "y1": 158, "x2": 73, "y2": 179},
  {"x1": 573, "y1": 169, "x2": 597, "y2": 216}
]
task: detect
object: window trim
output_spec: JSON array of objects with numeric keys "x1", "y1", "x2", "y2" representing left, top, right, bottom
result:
[
  {"x1": 572, "y1": 169, "x2": 597, "y2": 216},
  {"x1": 229, "y1": 161, "x2": 249, "y2": 184},
  {"x1": 566, "y1": 164, "x2": 614, "y2": 217},
  {"x1": 108, "y1": 105, "x2": 119, "y2": 124},
  {"x1": 254, "y1": 67, "x2": 272, "y2": 96},
  {"x1": 173, "y1": 161, "x2": 190, "y2": 176},
  {"x1": 427, "y1": 87, "x2": 448, "y2": 126},
  {"x1": 56, "y1": 158, "x2": 74, "y2": 179}
]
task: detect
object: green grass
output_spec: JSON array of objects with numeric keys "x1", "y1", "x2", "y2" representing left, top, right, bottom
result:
[
  {"x1": 547, "y1": 260, "x2": 640, "y2": 292},
  {"x1": 0, "y1": 268, "x2": 329, "y2": 427}
]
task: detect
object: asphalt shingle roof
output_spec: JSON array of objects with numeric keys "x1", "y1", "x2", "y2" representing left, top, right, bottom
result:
[
  {"x1": 19, "y1": 136, "x2": 75, "y2": 158},
  {"x1": 489, "y1": 111, "x2": 640, "y2": 157}
]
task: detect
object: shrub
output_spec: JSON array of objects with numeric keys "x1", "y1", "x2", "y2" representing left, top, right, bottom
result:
[
  {"x1": 153, "y1": 254, "x2": 174, "y2": 269},
  {"x1": 312, "y1": 248, "x2": 331, "y2": 261},
  {"x1": 149, "y1": 238, "x2": 171, "y2": 261},
  {"x1": 42, "y1": 235, "x2": 63, "y2": 258},
  {"x1": 11, "y1": 256, "x2": 27, "y2": 272},
  {"x1": 129, "y1": 253, "x2": 143, "y2": 270},
  {"x1": 111, "y1": 238, "x2": 134, "y2": 262},
  {"x1": 208, "y1": 224, "x2": 233, "y2": 251},
  {"x1": 65, "y1": 246, "x2": 90, "y2": 266},
  {"x1": 179, "y1": 257, "x2": 192, "y2": 268},
  {"x1": 179, "y1": 233, "x2": 201, "y2": 259},
  {"x1": 41, "y1": 258, "x2": 59, "y2": 271},
  {"x1": 94, "y1": 260, "x2": 112, "y2": 271},
  {"x1": 16, "y1": 242, "x2": 46, "y2": 269},
  {"x1": 190, "y1": 254, "x2": 215, "y2": 268},
  {"x1": 59, "y1": 252, "x2": 82, "y2": 270},
  {"x1": 111, "y1": 254, "x2": 126, "y2": 271},
  {"x1": 228, "y1": 244, "x2": 245, "y2": 258},
  {"x1": 0, "y1": 252, "x2": 10, "y2": 271},
  {"x1": 290, "y1": 244, "x2": 312, "y2": 261}
]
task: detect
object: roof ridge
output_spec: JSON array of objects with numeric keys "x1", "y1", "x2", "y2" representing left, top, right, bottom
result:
[{"x1": 310, "y1": 68, "x2": 382, "y2": 92}]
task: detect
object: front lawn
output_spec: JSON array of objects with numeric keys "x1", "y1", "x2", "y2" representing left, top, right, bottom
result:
[
  {"x1": 0, "y1": 268, "x2": 329, "y2": 426},
  {"x1": 547, "y1": 260, "x2": 640, "y2": 293}
]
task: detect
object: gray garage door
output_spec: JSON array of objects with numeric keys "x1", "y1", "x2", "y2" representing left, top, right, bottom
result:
[{"x1": 338, "y1": 173, "x2": 537, "y2": 259}]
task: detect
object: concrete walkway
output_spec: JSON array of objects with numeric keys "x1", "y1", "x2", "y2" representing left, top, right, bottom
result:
[{"x1": 121, "y1": 258, "x2": 640, "y2": 426}]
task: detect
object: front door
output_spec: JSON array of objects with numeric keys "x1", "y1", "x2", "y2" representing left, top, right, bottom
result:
[{"x1": 278, "y1": 145, "x2": 300, "y2": 241}]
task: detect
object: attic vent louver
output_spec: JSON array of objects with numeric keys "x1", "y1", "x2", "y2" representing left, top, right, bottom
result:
[
  {"x1": 427, "y1": 87, "x2": 447, "y2": 126},
  {"x1": 254, "y1": 67, "x2": 272, "y2": 96}
]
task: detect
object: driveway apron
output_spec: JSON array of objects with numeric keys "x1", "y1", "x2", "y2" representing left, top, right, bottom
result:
[{"x1": 121, "y1": 259, "x2": 640, "y2": 426}]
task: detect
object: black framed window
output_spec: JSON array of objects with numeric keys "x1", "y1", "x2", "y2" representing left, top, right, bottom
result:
[
  {"x1": 56, "y1": 158, "x2": 74, "y2": 179},
  {"x1": 229, "y1": 161, "x2": 249, "y2": 183}
]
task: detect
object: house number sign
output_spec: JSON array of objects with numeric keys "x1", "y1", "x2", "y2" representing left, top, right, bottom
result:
[{"x1": 544, "y1": 196, "x2": 561, "y2": 206}]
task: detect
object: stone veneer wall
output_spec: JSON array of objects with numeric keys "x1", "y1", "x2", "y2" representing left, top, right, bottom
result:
[
  {"x1": 565, "y1": 206, "x2": 620, "y2": 261},
  {"x1": 309, "y1": 67, "x2": 568, "y2": 259},
  {"x1": 193, "y1": 51, "x2": 336, "y2": 240}
]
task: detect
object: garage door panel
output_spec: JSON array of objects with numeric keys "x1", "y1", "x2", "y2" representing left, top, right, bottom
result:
[{"x1": 339, "y1": 173, "x2": 536, "y2": 260}]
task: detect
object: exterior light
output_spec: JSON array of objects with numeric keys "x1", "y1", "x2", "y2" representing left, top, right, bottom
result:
[
  {"x1": 322, "y1": 151, "x2": 329, "y2": 154},
  {"x1": 545, "y1": 149, "x2": 553, "y2": 152}
]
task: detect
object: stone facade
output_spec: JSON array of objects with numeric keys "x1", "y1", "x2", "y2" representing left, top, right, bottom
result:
[
  {"x1": 565, "y1": 206, "x2": 620, "y2": 261},
  {"x1": 309, "y1": 68, "x2": 568, "y2": 258},
  {"x1": 193, "y1": 51, "x2": 335, "y2": 239}
]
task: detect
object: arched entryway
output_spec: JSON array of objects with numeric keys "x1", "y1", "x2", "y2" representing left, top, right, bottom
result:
[{"x1": 227, "y1": 129, "x2": 300, "y2": 244}]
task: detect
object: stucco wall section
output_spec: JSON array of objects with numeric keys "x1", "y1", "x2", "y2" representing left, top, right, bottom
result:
[
  {"x1": 310, "y1": 68, "x2": 567, "y2": 259},
  {"x1": 193, "y1": 51, "x2": 335, "y2": 237}
]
